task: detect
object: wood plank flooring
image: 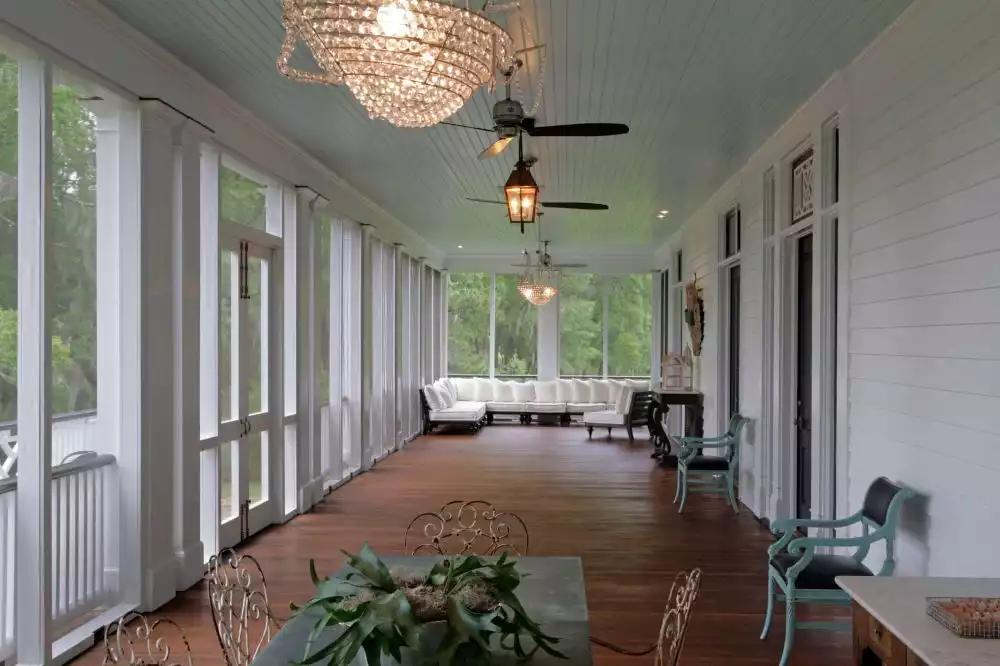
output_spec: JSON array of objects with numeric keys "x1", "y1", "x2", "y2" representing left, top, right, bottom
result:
[{"x1": 71, "y1": 424, "x2": 851, "y2": 665}]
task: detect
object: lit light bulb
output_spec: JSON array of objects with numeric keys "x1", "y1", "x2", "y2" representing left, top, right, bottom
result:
[
  {"x1": 509, "y1": 198, "x2": 520, "y2": 210},
  {"x1": 521, "y1": 196, "x2": 533, "y2": 209},
  {"x1": 377, "y1": 0, "x2": 416, "y2": 38}
]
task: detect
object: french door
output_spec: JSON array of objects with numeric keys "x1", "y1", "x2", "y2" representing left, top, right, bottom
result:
[{"x1": 215, "y1": 232, "x2": 277, "y2": 548}]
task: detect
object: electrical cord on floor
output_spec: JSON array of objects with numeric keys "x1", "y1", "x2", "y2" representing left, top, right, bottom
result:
[{"x1": 588, "y1": 636, "x2": 657, "y2": 656}]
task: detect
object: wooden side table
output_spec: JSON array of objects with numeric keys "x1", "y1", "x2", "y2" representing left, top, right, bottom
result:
[{"x1": 650, "y1": 389, "x2": 704, "y2": 465}]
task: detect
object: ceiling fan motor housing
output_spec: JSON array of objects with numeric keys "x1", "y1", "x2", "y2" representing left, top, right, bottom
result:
[{"x1": 493, "y1": 99, "x2": 525, "y2": 138}]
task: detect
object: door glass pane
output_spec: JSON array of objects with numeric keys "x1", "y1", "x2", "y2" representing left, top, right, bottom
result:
[
  {"x1": 494, "y1": 274, "x2": 537, "y2": 379},
  {"x1": 219, "y1": 441, "x2": 238, "y2": 521},
  {"x1": 607, "y1": 274, "x2": 652, "y2": 378},
  {"x1": 220, "y1": 166, "x2": 266, "y2": 231},
  {"x1": 247, "y1": 254, "x2": 268, "y2": 415},
  {"x1": 0, "y1": 54, "x2": 17, "y2": 436},
  {"x1": 247, "y1": 430, "x2": 268, "y2": 506},
  {"x1": 220, "y1": 249, "x2": 238, "y2": 423},
  {"x1": 559, "y1": 274, "x2": 603, "y2": 377}
]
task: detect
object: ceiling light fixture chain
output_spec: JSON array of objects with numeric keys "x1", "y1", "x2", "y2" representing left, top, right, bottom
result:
[{"x1": 278, "y1": 0, "x2": 517, "y2": 128}]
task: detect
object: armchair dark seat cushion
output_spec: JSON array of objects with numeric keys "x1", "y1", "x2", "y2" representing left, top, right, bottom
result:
[
  {"x1": 685, "y1": 455, "x2": 730, "y2": 471},
  {"x1": 770, "y1": 553, "x2": 872, "y2": 590}
]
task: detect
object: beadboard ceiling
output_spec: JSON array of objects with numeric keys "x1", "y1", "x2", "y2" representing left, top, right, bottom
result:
[{"x1": 98, "y1": 0, "x2": 913, "y2": 259}]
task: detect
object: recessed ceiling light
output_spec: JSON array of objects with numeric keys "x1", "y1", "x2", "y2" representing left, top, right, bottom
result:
[
  {"x1": 657, "y1": 214, "x2": 666, "y2": 219},
  {"x1": 659, "y1": 209, "x2": 669, "y2": 215},
  {"x1": 457, "y1": 245, "x2": 463, "y2": 249}
]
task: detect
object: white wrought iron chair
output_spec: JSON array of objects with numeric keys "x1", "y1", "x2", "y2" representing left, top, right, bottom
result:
[
  {"x1": 590, "y1": 568, "x2": 702, "y2": 666},
  {"x1": 102, "y1": 610, "x2": 193, "y2": 666},
  {"x1": 207, "y1": 548, "x2": 280, "y2": 665},
  {"x1": 404, "y1": 500, "x2": 529, "y2": 556}
]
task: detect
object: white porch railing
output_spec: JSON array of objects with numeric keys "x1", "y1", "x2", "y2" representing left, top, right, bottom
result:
[
  {"x1": 0, "y1": 447, "x2": 118, "y2": 661},
  {"x1": 0, "y1": 409, "x2": 100, "y2": 479}
]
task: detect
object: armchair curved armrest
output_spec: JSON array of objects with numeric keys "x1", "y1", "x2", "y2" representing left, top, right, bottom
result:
[
  {"x1": 676, "y1": 434, "x2": 730, "y2": 445},
  {"x1": 786, "y1": 533, "x2": 878, "y2": 556},
  {"x1": 771, "y1": 511, "x2": 863, "y2": 535},
  {"x1": 680, "y1": 440, "x2": 734, "y2": 451}
]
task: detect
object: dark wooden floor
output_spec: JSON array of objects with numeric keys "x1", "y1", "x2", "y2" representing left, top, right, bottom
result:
[{"x1": 72, "y1": 424, "x2": 850, "y2": 665}]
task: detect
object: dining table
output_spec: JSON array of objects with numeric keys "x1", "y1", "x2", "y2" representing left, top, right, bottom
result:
[{"x1": 252, "y1": 555, "x2": 593, "y2": 665}]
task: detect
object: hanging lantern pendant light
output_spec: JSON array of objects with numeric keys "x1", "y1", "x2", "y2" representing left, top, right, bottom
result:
[{"x1": 504, "y1": 133, "x2": 539, "y2": 232}]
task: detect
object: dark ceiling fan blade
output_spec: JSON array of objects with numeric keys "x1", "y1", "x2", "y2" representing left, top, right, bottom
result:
[
  {"x1": 524, "y1": 122, "x2": 629, "y2": 137},
  {"x1": 540, "y1": 201, "x2": 609, "y2": 210},
  {"x1": 478, "y1": 136, "x2": 513, "y2": 160},
  {"x1": 466, "y1": 197, "x2": 507, "y2": 205},
  {"x1": 439, "y1": 120, "x2": 495, "y2": 133}
]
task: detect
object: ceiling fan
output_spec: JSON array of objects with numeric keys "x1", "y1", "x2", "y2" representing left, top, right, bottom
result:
[{"x1": 440, "y1": 69, "x2": 629, "y2": 160}]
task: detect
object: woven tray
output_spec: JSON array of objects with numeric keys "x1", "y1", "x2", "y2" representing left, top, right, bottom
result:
[{"x1": 927, "y1": 597, "x2": 1000, "y2": 638}]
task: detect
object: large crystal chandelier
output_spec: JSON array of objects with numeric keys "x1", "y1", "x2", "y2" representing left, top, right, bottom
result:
[{"x1": 278, "y1": 0, "x2": 516, "y2": 128}]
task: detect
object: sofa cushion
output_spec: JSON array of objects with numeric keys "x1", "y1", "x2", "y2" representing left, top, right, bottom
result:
[
  {"x1": 493, "y1": 380, "x2": 515, "y2": 402},
  {"x1": 486, "y1": 401, "x2": 525, "y2": 412},
  {"x1": 607, "y1": 380, "x2": 625, "y2": 407},
  {"x1": 453, "y1": 377, "x2": 477, "y2": 401},
  {"x1": 625, "y1": 379, "x2": 651, "y2": 391},
  {"x1": 434, "y1": 379, "x2": 455, "y2": 408},
  {"x1": 555, "y1": 378, "x2": 575, "y2": 402},
  {"x1": 615, "y1": 387, "x2": 634, "y2": 415},
  {"x1": 430, "y1": 402, "x2": 486, "y2": 422},
  {"x1": 525, "y1": 401, "x2": 566, "y2": 413},
  {"x1": 473, "y1": 377, "x2": 493, "y2": 402},
  {"x1": 770, "y1": 553, "x2": 872, "y2": 589},
  {"x1": 586, "y1": 379, "x2": 609, "y2": 404},
  {"x1": 569, "y1": 379, "x2": 590, "y2": 403},
  {"x1": 442, "y1": 378, "x2": 459, "y2": 404},
  {"x1": 583, "y1": 410, "x2": 626, "y2": 426},
  {"x1": 511, "y1": 382, "x2": 535, "y2": 402},
  {"x1": 567, "y1": 402, "x2": 607, "y2": 413},
  {"x1": 423, "y1": 385, "x2": 443, "y2": 411},
  {"x1": 533, "y1": 380, "x2": 558, "y2": 403}
]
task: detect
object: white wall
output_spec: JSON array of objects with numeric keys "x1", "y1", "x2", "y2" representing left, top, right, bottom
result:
[{"x1": 661, "y1": 0, "x2": 1000, "y2": 577}]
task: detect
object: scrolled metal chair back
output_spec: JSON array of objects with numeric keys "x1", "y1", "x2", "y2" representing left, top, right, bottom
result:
[
  {"x1": 655, "y1": 568, "x2": 702, "y2": 666},
  {"x1": 404, "y1": 500, "x2": 529, "y2": 556},
  {"x1": 207, "y1": 548, "x2": 279, "y2": 666},
  {"x1": 102, "y1": 611, "x2": 193, "y2": 666}
]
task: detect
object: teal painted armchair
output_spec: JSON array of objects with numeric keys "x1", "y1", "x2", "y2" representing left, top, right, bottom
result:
[
  {"x1": 673, "y1": 414, "x2": 749, "y2": 514},
  {"x1": 760, "y1": 477, "x2": 915, "y2": 666}
]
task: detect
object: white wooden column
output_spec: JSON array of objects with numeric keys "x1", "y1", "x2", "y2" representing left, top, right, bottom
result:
[
  {"x1": 138, "y1": 100, "x2": 184, "y2": 610},
  {"x1": 651, "y1": 271, "x2": 663, "y2": 386},
  {"x1": 439, "y1": 270, "x2": 449, "y2": 380},
  {"x1": 360, "y1": 226, "x2": 374, "y2": 470},
  {"x1": 537, "y1": 294, "x2": 559, "y2": 380},
  {"x1": 15, "y1": 53, "x2": 53, "y2": 666},
  {"x1": 92, "y1": 97, "x2": 143, "y2": 610},
  {"x1": 294, "y1": 188, "x2": 319, "y2": 512},
  {"x1": 172, "y1": 119, "x2": 210, "y2": 590}
]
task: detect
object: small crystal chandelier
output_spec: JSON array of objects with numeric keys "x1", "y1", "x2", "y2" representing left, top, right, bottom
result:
[
  {"x1": 278, "y1": 0, "x2": 516, "y2": 128},
  {"x1": 516, "y1": 251, "x2": 558, "y2": 306}
]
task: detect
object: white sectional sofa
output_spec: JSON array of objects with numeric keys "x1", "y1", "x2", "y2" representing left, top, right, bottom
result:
[{"x1": 419, "y1": 377, "x2": 651, "y2": 433}]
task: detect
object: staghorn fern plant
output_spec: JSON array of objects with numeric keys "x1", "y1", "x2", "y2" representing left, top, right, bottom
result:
[{"x1": 292, "y1": 543, "x2": 566, "y2": 666}]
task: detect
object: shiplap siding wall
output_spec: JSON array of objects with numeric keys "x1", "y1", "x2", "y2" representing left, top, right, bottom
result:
[{"x1": 662, "y1": 0, "x2": 1000, "y2": 576}]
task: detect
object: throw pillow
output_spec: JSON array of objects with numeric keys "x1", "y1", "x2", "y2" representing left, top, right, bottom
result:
[
  {"x1": 435, "y1": 380, "x2": 455, "y2": 408},
  {"x1": 625, "y1": 378, "x2": 650, "y2": 391},
  {"x1": 443, "y1": 378, "x2": 459, "y2": 404},
  {"x1": 571, "y1": 378, "x2": 590, "y2": 403},
  {"x1": 423, "y1": 385, "x2": 443, "y2": 411},
  {"x1": 473, "y1": 376, "x2": 493, "y2": 402},
  {"x1": 454, "y1": 377, "x2": 476, "y2": 401},
  {"x1": 533, "y1": 380, "x2": 558, "y2": 403},
  {"x1": 555, "y1": 378, "x2": 574, "y2": 402},
  {"x1": 588, "y1": 379, "x2": 610, "y2": 404},
  {"x1": 495, "y1": 380, "x2": 515, "y2": 402},
  {"x1": 616, "y1": 387, "x2": 634, "y2": 415},
  {"x1": 607, "y1": 380, "x2": 625, "y2": 407},
  {"x1": 511, "y1": 382, "x2": 535, "y2": 402}
]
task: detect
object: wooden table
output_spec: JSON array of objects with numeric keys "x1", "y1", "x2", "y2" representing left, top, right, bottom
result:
[
  {"x1": 649, "y1": 389, "x2": 704, "y2": 465},
  {"x1": 253, "y1": 556, "x2": 592, "y2": 665},
  {"x1": 837, "y1": 576, "x2": 1000, "y2": 666}
]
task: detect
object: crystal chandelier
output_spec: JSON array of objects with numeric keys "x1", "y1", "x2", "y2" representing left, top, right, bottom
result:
[
  {"x1": 278, "y1": 0, "x2": 516, "y2": 128},
  {"x1": 516, "y1": 252, "x2": 558, "y2": 306}
]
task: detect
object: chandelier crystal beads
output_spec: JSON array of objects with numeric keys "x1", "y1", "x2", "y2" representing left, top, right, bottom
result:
[
  {"x1": 278, "y1": 0, "x2": 516, "y2": 128},
  {"x1": 517, "y1": 264, "x2": 558, "y2": 306}
]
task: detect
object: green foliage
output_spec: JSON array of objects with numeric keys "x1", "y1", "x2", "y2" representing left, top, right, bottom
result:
[
  {"x1": 296, "y1": 544, "x2": 565, "y2": 666},
  {"x1": 447, "y1": 271, "x2": 652, "y2": 380},
  {"x1": 0, "y1": 57, "x2": 100, "y2": 421}
]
